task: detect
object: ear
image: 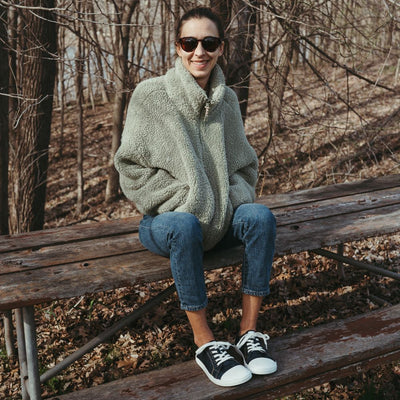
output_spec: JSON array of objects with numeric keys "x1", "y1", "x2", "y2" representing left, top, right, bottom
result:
[
  {"x1": 218, "y1": 41, "x2": 225, "y2": 56},
  {"x1": 176, "y1": 43, "x2": 183, "y2": 58}
]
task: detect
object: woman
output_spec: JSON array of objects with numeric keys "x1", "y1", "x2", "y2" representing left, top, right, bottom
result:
[{"x1": 115, "y1": 7, "x2": 277, "y2": 387}]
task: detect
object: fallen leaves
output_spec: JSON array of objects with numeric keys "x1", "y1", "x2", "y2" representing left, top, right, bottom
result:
[{"x1": 117, "y1": 354, "x2": 139, "y2": 370}]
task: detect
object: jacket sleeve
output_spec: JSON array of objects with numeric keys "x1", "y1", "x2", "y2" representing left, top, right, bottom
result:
[
  {"x1": 114, "y1": 84, "x2": 189, "y2": 215},
  {"x1": 229, "y1": 157, "x2": 258, "y2": 210},
  {"x1": 224, "y1": 88, "x2": 258, "y2": 209}
]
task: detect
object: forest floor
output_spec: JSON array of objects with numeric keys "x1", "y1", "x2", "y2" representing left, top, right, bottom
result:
[{"x1": 1, "y1": 58, "x2": 400, "y2": 399}]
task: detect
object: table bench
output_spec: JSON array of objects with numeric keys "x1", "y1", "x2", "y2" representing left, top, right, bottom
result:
[
  {"x1": 1, "y1": 174, "x2": 400, "y2": 399},
  {"x1": 49, "y1": 303, "x2": 400, "y2": 400}
]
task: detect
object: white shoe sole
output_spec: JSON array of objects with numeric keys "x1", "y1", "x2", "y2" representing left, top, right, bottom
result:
[
  {"x1": 245, "y1": 360, "x2": 277, "y2": 375},
  {"x1": 196, "y1": 358, "x2": 252, "y2": 387}
]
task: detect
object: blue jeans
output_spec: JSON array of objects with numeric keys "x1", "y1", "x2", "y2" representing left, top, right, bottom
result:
[{"x1": 139, "y1": 203, "x2": 276, "y2": 311}]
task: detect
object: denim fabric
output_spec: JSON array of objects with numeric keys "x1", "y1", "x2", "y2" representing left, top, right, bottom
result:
[{"x1": 139, "y1": 203, "x2": 276, "y2": 311}]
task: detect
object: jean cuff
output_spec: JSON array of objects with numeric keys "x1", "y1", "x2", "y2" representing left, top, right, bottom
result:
[
  {"x1": 242, "y1": 287, "x2": 270, "y2": 297},
  {"x1": 180, "y1": 298, "x2": 208, "y2": 312}
]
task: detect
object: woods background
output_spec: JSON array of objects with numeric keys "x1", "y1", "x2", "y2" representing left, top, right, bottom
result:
[
  {"x1": 0, "y1": 0, "x2": 400, "y2": 399},
  {"x1": 1, "y1": 0, "x2": 399, "y2": 235}
]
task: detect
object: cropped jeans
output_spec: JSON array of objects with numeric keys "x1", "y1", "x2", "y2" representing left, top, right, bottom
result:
[{"x1": 138, "y1": 203, "x2": 276, "y2": 311}]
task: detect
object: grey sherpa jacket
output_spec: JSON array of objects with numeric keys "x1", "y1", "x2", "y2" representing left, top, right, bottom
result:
[{"x1": 114, "y1": 58, "x2": 258, "y2": 251}]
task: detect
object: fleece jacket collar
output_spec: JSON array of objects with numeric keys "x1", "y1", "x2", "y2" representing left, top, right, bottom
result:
[{"x1": 165, "y1": 58, "x2": 226, "y2": 120}]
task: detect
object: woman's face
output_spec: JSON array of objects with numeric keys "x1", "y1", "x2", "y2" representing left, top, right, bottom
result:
[{"x1": 176, "y1": 17, "x2": 224, "y2": 89}]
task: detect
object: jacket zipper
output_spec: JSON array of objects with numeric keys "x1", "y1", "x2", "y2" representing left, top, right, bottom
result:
[
  {"x1": 199, "y1": 100, "x2": 211, "y2": 161},
  {"x1": 204, "y1": 100, "x2": 211, "y2": 121}
]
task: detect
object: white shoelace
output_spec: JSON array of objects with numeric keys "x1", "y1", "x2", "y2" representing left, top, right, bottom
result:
[
  {"x1": 246, "y1": 337, "x2": 266, "y2": 352},
  {"x1": 208, "y1": 342, "x2": 234, "y2": 366},
  {"x1": 237, "y1": 331, "x2": 270, "y2": 353}
]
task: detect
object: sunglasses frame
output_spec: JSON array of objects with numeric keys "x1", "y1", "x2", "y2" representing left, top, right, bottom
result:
[{"x1": 177, "y1": 36, "x2": 222, "y2": 53}]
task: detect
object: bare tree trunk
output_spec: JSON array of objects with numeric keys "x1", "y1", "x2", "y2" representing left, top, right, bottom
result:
[
  {"x1": 161, "y1": 0, "x2": 167, "y2": 74},
  {"x1": 265, "y1": 34, "x2": 295, "y2": 138},
  {"x1": 166, "y1": 0, "x2": 172, "y2": 69},
  {"x1": 105, "y1": 0, "x2": 139, "y2": 203},
  {"x1": 211, "y1": 0, "x2": 257, "y2": 122},
  {"x1": 86, "y1": 54, "x2": 96, "y2": 110},
  {"x1": 58, "y1": 24, "x2": 66, "y2": 158},
  {"x1": 210, "y1": 0, "x2": 229, "y2": 72},
  {"x1": 0, "y1": 3, "x2": 15, "y2": 359},
  {"x1": 8, "y1": 4, "x2": 17, "y2": 141},
  {"x1": 174, "y1": 0, "x2": 180, "y2": 23},
  {"x1": 385, "y1": 4, "x2": 395, "y2": 51},
  {"x1": 84, "y1": 1, "x2": 95, "y2": 110},
  {"x1": 87, "y1": 0, "x2": 110, "y2": 104},
  {"x1": 263, "y1": 0, "x2": 299, "y2": 142},
  {"x1": 74, "y1": 6, "x2": 85, "y2": 215},
  {"x1": 0, "y1": 4, "x2": 8, "y2": 235},
  {"x1": 8, "y1": 0, "x2": 58, "y2": 234}
]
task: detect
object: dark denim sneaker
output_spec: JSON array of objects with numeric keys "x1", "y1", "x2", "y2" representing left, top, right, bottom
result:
[
  {"x1": 236, "y1": 331, "x2": 277, "y2": 375},
  {"x1": 195, "y1": 341, "x2": 252, "y2": 387}
]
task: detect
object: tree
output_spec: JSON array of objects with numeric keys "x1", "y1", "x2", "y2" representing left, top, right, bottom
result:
[
  {"x1": 8, "y1": 0, "x2": 58, "y2": 233},
  {"x1": 211, "y1": 0, "x2": 258, "y2": 122},
  {"x1": 263, "y1": 0, "x2": 300, "y2": 144},
  {"x1": 0, "y1": 3, "x2": 15, "y2": 359},
  {"x1": 105, "y1": 0, "x2": 140, "y2": 203},
  {"x1": 74, "y1": 0, "x2": 85, "y2": 214},
  {"x1": 0, "y1": 4, "x2": 8, "y2": 235}
]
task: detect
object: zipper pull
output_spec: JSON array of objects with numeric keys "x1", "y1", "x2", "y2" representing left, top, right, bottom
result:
[{"x1": 204, "y1": 101, "x2": 210, "y2": 120}]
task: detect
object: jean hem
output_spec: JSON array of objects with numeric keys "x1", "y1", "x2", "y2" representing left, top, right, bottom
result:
[
  {"x1": 180, "y1": 299, "x2": 208, "y2": 312},
  {"x1": 242, "y1": 287, "x2": 270, "y2": 297}
]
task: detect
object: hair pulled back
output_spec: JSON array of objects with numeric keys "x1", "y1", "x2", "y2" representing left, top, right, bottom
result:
[{"x1": 175, "y1": 7, "x2": 225, "y2": 41}]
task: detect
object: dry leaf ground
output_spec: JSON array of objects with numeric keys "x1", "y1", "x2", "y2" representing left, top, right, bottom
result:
[{"x1": 1, "y1": 59, "x2": 400, "y2": 399}]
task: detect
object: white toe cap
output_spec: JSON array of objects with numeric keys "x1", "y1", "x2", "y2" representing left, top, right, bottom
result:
[
  {"x1": 221, "y1": 365, "x2": 252, "y2": 386},
  {"x1": 247, "y1": 358, "x2": 277, "y2": 375}
]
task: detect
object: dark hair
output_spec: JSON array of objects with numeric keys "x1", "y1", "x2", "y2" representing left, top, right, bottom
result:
[{"x1": 175, "y1": 7, "x2": 225, "y2": 41}]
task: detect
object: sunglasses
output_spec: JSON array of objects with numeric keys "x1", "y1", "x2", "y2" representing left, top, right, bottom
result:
[{"x1": 177, "y1": 36, "x2": 222, "y2": 53}]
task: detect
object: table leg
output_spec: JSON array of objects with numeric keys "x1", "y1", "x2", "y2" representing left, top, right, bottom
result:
[
  {"x1": 3, "y1": 310, "x2": 15, "y2": 357},
  {"x1": 23, "y1": 306, "x2": 41, "y2": 400},
  {"x1": 15, "y1": 309, "x2": 29, "y2": 399},
  {"x1": 337, "y1": 243, "x2": 346, "y2": 279}
]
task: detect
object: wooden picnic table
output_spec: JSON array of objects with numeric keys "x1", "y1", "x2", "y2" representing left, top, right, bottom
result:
[{"x1": 1, "y1": 173, "x2": 399, "y2": 399}]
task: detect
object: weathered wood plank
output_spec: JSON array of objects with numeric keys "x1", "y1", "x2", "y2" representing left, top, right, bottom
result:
[
  {"x1": 0, "y1": 216, "x2": 141, "y2": 254},
  {"x1": 272, "y1": 187, "x2": 400, "y2": 226},
  {"x1": 0, "y1": 233, "x2": 143, "y2": 274},
  {"x1": 2, "y1": 188, "x2": 399, "y2": 274},
  {"x1": 261, "y1": 173, "x2": 400, "y2": 208},
  {"x1": 275, "y1": 203, "x2": 400, "y2": 254},
  {"x1": 246, "y1": 349, "x2": 400, "y2": 400},
  {"x1": 0, "y1": 246, "x2": 248, "y2": 310},
  {"x1": 1, "y1": 175, "x2": 398, "y2": 255},
  {"x1": 1, "y1": 175, "x2": 399, "y2": 310},
  {"x1": 49, "y1": 304, "x2": 400, "y2": 400},
  {"x1": 1, "y1": 204, "x2": 399, "y2": 310},
  {"x1": 0, "y1": 251, "x2": 167, "y2": 310}
]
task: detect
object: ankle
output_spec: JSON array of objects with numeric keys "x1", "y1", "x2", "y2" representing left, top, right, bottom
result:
[
  {"x1": 195, "y1": 333, "x2": 215, "y2": 348},
  {"x1": 239, "y1": 325, "x2": 256, "y2": 337}
]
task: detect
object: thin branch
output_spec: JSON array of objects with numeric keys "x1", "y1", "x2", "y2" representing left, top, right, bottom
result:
[{"x1": 299, "y1": 34, "x2": 397, "y2": 93}]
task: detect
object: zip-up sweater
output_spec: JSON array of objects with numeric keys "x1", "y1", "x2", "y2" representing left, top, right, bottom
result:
[{"x1": 114, "y1": 58, "x2": 258, "y2": 251}]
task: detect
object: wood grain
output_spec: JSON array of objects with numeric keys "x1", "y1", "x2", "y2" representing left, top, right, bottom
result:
[
  {"x1": 49, "y1": 304, "x2": 400, "y2": 400},
  {"x1": 1, "y1": 174, "x2": 399, "y2": 310}
]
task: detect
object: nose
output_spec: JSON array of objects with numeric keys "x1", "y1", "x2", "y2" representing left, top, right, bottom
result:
[{"x1": 194, "y1": 41, "x2": 206, "y2": 56}]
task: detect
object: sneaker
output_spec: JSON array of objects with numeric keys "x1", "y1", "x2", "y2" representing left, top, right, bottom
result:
[
  {"x1": 236, "y1": 331, "x2": 277, "y2": 375},
  {"x1": 195, "y1": 341, "x2": 252, "y2": 387}
]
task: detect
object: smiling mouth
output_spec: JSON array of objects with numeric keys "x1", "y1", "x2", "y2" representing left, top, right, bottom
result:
[{"x1": 192, "y1": 60, "x2": 209, "y2": 65}]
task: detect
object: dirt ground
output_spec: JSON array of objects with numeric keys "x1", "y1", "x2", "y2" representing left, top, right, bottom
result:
[{"x1": 1, "y1": 59, "x2": 400, "y2": 399}]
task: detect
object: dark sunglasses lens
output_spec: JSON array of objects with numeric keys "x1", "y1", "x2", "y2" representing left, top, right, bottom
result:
[
  {"x1": 179, "y1": 37, "x2": 221, "y2": 52},
  {"x1": 180, "y1": 38, "x2": 197, "y2": 52},
  {"x1": 202, "y1": 37, "x2": 221, "y2": 52}
]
